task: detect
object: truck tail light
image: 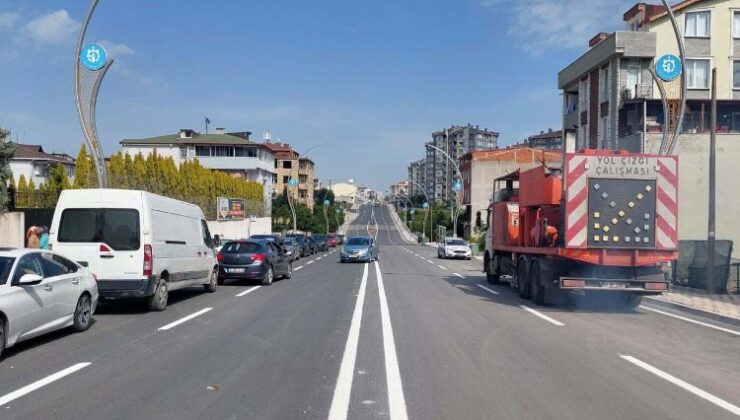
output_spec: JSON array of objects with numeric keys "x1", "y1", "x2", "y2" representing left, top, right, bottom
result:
[
  {"x1": 143, "y1": 244, "x2": 153, "y2": 276},
  {"x1": 562, "y1": 279, "x2": 586, "y2": 288},
  {"x1": 644, "y1": 282, "x2": 668, "y2": 291}
]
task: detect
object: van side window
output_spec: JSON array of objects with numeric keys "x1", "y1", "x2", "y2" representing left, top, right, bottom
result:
[{"x1": 200, "y1": 220, "x2": 212, "y2": 247}]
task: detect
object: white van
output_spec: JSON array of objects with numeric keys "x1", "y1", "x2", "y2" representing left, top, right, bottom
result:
[{"x1": 49, "y1": 189, "x2": 218, "y2": 311}]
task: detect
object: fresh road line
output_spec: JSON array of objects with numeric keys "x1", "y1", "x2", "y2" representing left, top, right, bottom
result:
[
  {"x1": 0, "y1": 363, "x2": 91, "y2": 406},
  {"x1": 620, "y1": 355, "x2": 740, "y2": 416},
  {"x1": 295, "y1": 265, "x2": 304, "y2": 271},
  {"x1": 437, "y1": 265, "x2": 448, "y2": 270},
  {"x1": 476, "y1": 284, "x2": 500, "y2": 295},
  {"x1": 640, "y1": 306, "x2": 740, "y2": 337},
  {"x1": 519, "y1": 305, "x2": 565, "y2": 326},
  {"x1": 453, "y1": 273, "x2": 465, "y2": 278},
  {"x1": 158, "y1": 308, "x2": 213, "y2": 331},
  {"x1": 375, "y1": 261, "x2": 409, "y2": 420},
  {"x1": 316, "y1": 257, "x2": 323, "y2": 261},
  {"x1": 328, "y1": 263, "x2": 369, "y2": 420},
  {"x1": 307, "y1": 260, "x2": 315, "y2": 265},
  {"x1": 236, "y1": 286, "x2": 262, "y2": 297}
]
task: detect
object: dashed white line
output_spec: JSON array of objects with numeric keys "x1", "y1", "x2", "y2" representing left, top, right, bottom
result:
[
  {"x1": 328, "y1": 263, "x2": 369, "y2": 420},
  {"x1": 316, "y1": 257, "x2": 323, "y2": 261},
  {"x1": 374, "y1": 261, "x2": 409, "y2": 420},
  {"x1": 295, "y1": 265, "x2": 304, "y2": 271},
  {"x1": 236, "y1": 286, "x2": 262, "y2": 297},
  {"x1": 476, "y1": 284, "x2": 500, "y2": 295},
  {"x1": 307, "y1": 260, "x2": 315, "y2": 265},
  {"x1": 158, "y1": 308, "x2": 213, "y2": 331},
  {"x1": 426, "y1": 260, "x2": 434, "y2": 264},
  {"x1": 519, "y1": 305, "x2": 565, "y2": 326},
  {"x1": 453, "y1": 273, "x2": 465, "y2": 278},
  {"x1": 0, "y1": 363, "x2": 91, "y2": 406},
  {"x1": 640, "y1": 306, "x2": 740, "y2": 337},
  {"x1": 620, "y1": 355, "x2": 740, "y2": 416},
  {"x1": 437, "y1": 265, "x2": 448, "y2": 270}
]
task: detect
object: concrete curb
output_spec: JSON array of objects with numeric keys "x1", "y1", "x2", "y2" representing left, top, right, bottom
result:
[
  {"x1": 385, "y1": 204, "x2": 415, "y2": 244},
  {"x1": 642, "y1": 297, "x2": 740, "y2": 327}
]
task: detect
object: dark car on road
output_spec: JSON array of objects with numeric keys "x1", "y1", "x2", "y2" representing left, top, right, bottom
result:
[
  {"x1": 217, "y1": 240, "x2": 292, "y2": 285},
  {"x1": 327, "y1": 233, "x2": 339, "y2": 248},
  {"x1": 282, "y1": 237, "x2": 301, "y2": 261},
  {"x1": 340, "y1": 236, "x2": 379, "y2": 263},
  {"x1": 285, "y1": 233, "x2": 311, "y2": 257},
  {"x1": 306, "y1": 236, "x2": 318, "y2": 255},
  {"x1": 313, "y1": 234, "x2": 329, "y2": 252}
]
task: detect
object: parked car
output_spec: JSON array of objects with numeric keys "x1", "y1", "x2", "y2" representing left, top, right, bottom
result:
[
  {"x1": 313, "y1": 234, "x2": 329, "y2": 252},
  {"x1": 336, "y1": 234, "x2": 345, "y2": 245},
  {"x1": 282, "y1": 238, "x2": 300, "y2": 261},
  {"x1": 340, "y1": 236, "x2": 380, "y2": 263},
  {"x1": 327, "y1": 234, "x2": 339, "y2": 248},
  {"x1": 0, "y1": 249, "x2": 98, "y2": 359},
  {"x1": 437, "y1": 237, "x2": 472, "y2": 260},
  {"x1": 217, "y1": 240, "x2": 292, "y2": 285},
  {"x1": 250, "y1": 234, "x2": 283, "y2": 244},
  {"x1": 50, "y1": 189, "x2": 219, "y2": 312},
  {"x1": 285, "y1": 233, "x2": 311, "y2": 257},
  {"x1": 306, "y1": 236, "x2": 318, "y2": 255}
]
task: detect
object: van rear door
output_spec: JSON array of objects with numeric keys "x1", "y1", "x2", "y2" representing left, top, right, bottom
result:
[{"x1": 56, "y1": 208, "x2": 143, "y2": 284}]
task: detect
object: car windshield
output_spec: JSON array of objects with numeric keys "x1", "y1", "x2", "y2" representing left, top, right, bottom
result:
[
  {"x1": 250, "y1": 235, "x2": 276, "y2": 241},
  {"x1": 0, "y1": 257, "x2": 14, "y2": 284},
  {"x1": 346, "y1": 238, "x2": 370, "y2": 246},
  {"x1": 446, "y1": 239, "x2": 466, "y2": 246},
  {"x1": 283, "y1": 239, "x2": 295, "y2": 245},
  {"x1": 221, "y1": 242, "x2": 262, "y2": 253}
]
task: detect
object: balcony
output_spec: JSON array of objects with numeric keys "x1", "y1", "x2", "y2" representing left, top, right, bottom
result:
[
  {"x1": 621, "y1": 83, "x2": 653, "y2": 101},
  {"x1": 298, "y1": 167, "x2": 311, "y2": 175}
]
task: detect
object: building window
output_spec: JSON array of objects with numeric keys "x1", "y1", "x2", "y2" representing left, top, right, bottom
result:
[
  {"x1": 600, "y1": 67, "x2": 609, "y2": 101},
  {"x1": 195, "y1": 146, "x2": 210, "y2": 157},
  {"x1": 282, "y1": 160, "x2": 292, "y2": 169},
  {"x1": 686, "y1": 59, "x2": 710, "y2": 89},
  {"x1": 180, "y1": 147, "x2": 187, "y2": 158},
  {"x1": 734, "y1": 11, "x2": 740, "y2": 38},
  {"x1": 734, "y1": 61, "x2": 740, "y2": 89},
  {"x1": 212, "y1": 146, "x2": 233, "y2": 157},
  {"x1": 685, "y1": 11, "x2": 710, "y2": 38},
  {"x1": 282, "y1": 176, "x2": 289, "y2": 184}
]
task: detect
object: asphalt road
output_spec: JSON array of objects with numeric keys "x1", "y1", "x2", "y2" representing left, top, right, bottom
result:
[{"x1": 0, "y1": 203, "x2": 738, "y2": 419}]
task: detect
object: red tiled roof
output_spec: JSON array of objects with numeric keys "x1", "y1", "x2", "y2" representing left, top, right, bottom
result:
[{"x1": 646, "y1": 0, "x2": 704, "y2": 22}]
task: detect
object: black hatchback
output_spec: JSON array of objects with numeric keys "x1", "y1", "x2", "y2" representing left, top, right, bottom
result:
[{"x1": 217, "y1": 240, "x2": 292, "y2": 285}]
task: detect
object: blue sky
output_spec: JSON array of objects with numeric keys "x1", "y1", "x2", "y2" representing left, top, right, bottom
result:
[{"x1": 0, "y1": 0, "x2": 632, "y2": 190}]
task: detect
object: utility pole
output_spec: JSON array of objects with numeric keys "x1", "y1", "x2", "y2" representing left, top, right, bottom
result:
[{"x1": 707, "y1": 67, "x2": 717, "y2": 293}]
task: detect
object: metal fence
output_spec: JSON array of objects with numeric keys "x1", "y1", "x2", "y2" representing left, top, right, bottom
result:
[
  {"x1": 672, "y1": 240, "x2": 735, "y2": 294},
  {"x1": 11, "y1": 191, "x2": 60, "y2": 209}
]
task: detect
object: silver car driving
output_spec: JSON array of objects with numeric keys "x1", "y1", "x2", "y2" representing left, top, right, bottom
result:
[
  {"x1": 340, "y1": 236, "x2": 379, "y2": 263},
  {"x1": 0, "y1": 249, "x2": 98, "y2": 359}
]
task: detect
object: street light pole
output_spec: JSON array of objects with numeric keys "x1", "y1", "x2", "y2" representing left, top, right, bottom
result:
[
  {"x1": 407, "y1": 178, "x2": 431, "y2": 242},
  {"x1": 426, "y1": 144, "x2": 462, "y2": 237}
]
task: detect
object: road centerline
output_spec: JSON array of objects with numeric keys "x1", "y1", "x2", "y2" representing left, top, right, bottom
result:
[
  {"x1": 0, "y1": 363, "x2": 91, "y2": 407},
  {"x1": 158, "y1": 308, "x2": 213, "y2": 331},
  {"x1": 236, "y1": 286, "x2": 262, "y2": 297},
  {"x1": 477, "y1": 284, "x2": 500, "y2": 295},
  {"x1": 519, "y1": 305, "x2": 565, "y2": 326},
  {"x1": 328, "y1": 263, "x2": 370, "y2": 420}
]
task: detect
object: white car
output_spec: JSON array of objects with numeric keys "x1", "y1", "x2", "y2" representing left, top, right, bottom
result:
[
  {"x1": 437, "y1": 237, "x2": 472, "y2": 260},
  {"x1": 0, "y1": 249, "x2": 98, "y2": 359}
]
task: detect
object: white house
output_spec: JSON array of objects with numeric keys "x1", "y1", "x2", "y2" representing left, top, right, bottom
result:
[{"x1": 9, "y1": 144, "x2": 75, "y2": 186}]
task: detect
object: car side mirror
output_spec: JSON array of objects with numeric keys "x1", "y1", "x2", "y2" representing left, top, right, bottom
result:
[{"x1": 18, "y1": 273, "x2": 43, "y2": 285}]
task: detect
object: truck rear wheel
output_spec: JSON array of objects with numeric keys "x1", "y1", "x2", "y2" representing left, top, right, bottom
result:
[
  {"x1": 485, "y1": 254, "x2": 501, "y2": 284},
  {"x1": 517, "y1": 259, "x2": 530, "y2": 299},
  {"x1": 617, "y1": 293, "x2": 642, "y2": 308},
  {"x1": 529, "y1": 261, "x2": 546, "y2": 305}
]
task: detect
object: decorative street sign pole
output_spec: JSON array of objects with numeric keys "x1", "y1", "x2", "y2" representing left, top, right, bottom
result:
[{"x1": 75, "y1": 0, "x2": 113, "y2": 188}]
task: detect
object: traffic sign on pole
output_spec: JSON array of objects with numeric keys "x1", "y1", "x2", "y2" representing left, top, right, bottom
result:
[
  {"x1": 80, "y1": 43, "x2": 108, "y2": 71},
  {"x1": 656, "y1": 54, "x2": 682, "y2": 81}
]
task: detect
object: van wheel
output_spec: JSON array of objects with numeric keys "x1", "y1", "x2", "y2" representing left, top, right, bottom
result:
[
  {"x1": 72, "y1": 294, "x2": 93, "y2": 332},
  {"x1": 261, "y1": 267, "x2": 274, "y2": 286},
  {"x1": 147, "y1": 279, "x2": 168, "y2": 311},
  {"x1": 204, "y1": 270, "x2": 217, "y2": 293}
]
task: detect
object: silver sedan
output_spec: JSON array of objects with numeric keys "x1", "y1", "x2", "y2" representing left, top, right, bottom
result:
[{"x1": 0, "y1": 249, "x2": 98, "y2": 359}]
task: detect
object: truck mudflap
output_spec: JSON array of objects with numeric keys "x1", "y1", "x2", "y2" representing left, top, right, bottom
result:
[{"x1": 559, "y1": 277, "x2": 669, "y2": 294}]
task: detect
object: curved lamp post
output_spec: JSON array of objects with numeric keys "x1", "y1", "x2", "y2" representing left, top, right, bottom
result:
[
  {"x1": 287, "y1": 177, "x2": 298, "y2": 231},
  {"x1": 75, "y1": 0, "x2": 113, "y2": 188},
  {"x1": 407, "y1": 178, "x2": 432, "y2": 242}
]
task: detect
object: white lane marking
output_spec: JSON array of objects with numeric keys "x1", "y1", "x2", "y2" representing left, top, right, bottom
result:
[
  {"x1": 236, "y1": 286, "x2": 261, "y2": 297},
  {"x1": 316, "y1": 257, "x2": 323, "y2": 261},
  {"x1": 295, "y1": 265, "x2": 304, "y2": 271},
  {"x1": 374, "y1": 261, "x2": 409, "y2": 420},
  {"x1": 620, "y1": 355, "x2": 740, "y2": 416},
  {"x1": 307, "y1": 260, "x2": 315, "y2": 265},
  {"x1": 519, "y1": 305, "x2": 565, "y2": 326},
  {"x1": 0, "y1": 363, "x2": 91, "y2": 406},
  {"x1": 640, "y1": 306, "x2": 740, "y2": 337},
  {"x1": 158, "y1": 308, "x2": 213, "y2": 331},
  {"x1": 328, "y1": 263, "x2": 370, "y2": 420},
  {"x1": 437, "y1": 265, "x2": 448, "y2": 270},
  {"x1": 477, "y1": 284, "x2": 499, "y2": 295},
  {"x1": 453, "y1": 273, "x2": 465, "y2": 279}
]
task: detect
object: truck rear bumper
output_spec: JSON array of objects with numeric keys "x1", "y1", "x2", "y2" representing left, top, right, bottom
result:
[{"x1": 559, "y1": 277, "x2": 668, "y2": 294}]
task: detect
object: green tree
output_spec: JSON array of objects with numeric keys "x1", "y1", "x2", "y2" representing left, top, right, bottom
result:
[
  {"x1": 0, "y1": 126, "x2": 15, "y2": 211},
  {"x1": 313, "y1": 188, "x2": 335, "y2": 206},
  {"x1": 47, "y1": 163, "x2": 71, "y2": 200},
  {"x1": 16, "y1": 174, "x2": 28, "y2": 208},
  {"x1": 73, "y1": 144, "x2": 96, "y2": 189}
]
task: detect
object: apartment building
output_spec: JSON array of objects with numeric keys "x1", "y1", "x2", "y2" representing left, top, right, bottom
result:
[
  {"x1": 425, "y1": 124, "x2": 499, "y2": 202},
  {"x1": 558, "y1": 0, "x2": 740, "y2": 256},
  {"x1": 407, "y1": 159, "x2": 426, "y2": 197},
  {"x1": 120, "y1": 128, "x2": 276, "y2": 213},
  {"x1": 527, "y1": 129, "x2": 563, "y2": 150},
  {"x1": 263, "y1": 142, "x2": 316, "y2": 209}
]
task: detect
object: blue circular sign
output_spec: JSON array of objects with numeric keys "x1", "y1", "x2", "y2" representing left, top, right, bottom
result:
[
  {"x1": 324, "y1": 199, "x2": 330, "y2": 206},
  {"x1": 288, "y1": 178, "x2": 298, "y2": 187},
  {"x1": 80, "y1": 43, "x2": 108, "y2": 71},
  {"x1": 422, "y1": 202, "x2": 429, "y2": 209},
  {"x1": 656, "y1": 54, "x2": 682, "y2": 82},
  {"x1": 452, "y1": 181, "x2": 463, "y2": 192}
]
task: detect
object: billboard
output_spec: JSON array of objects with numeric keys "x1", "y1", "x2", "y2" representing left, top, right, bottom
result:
[{"x1": 217, "y1": 197, "x2": 246, "y2": 221}]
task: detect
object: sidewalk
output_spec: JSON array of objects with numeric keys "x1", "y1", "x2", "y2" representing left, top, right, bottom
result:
[{"x1": 645, "y1": 285, "x2": 740, "y2": 325}]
